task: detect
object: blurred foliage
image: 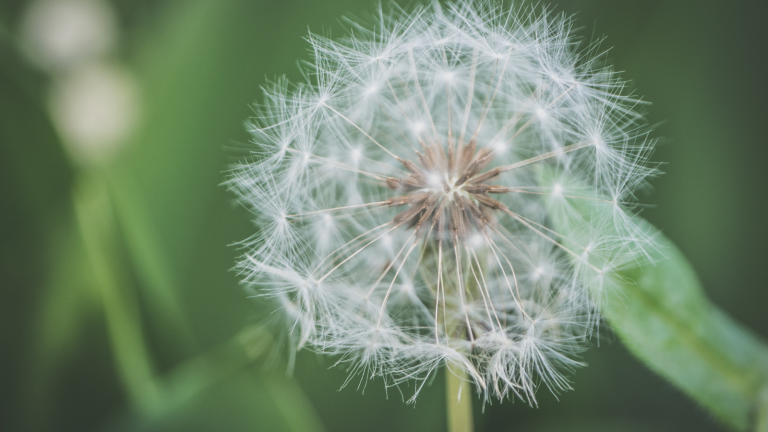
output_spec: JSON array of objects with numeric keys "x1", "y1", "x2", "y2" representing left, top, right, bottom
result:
[
  {"x1": 606, "y1": 227, "x2": 768, "y2": 430},
  {"x1": 549, "y1": 191, "x2": 768, "y2": 430},
  {"x1": 1, "y1": 1, "x2": 767, "y2": 432}
]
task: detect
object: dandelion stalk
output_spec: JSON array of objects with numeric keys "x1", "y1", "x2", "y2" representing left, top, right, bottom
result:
[{"x1": 446, "y1": 366, "x2": 474, "y2": 432}]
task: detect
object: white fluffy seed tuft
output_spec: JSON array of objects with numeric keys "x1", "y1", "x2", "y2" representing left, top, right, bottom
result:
[{"x1": 229, "y1": 0, "x2": 657, "y2": 405}]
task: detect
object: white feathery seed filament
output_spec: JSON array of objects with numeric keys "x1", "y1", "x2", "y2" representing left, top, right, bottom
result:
[{"x1": 230, "y1": 0, "x2": 657, "y2": 405}]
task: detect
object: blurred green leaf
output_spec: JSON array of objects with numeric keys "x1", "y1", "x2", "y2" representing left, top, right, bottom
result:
[
  {"x1": 74, "y1": 173, "x2": 162, "y2": 411},
  {"x1": 24, "y1": 218, "x2": 101, "y2": 432},
  {"x1": 0, "y1": 32, "x2": 79, "y2": 432},
  {"x1": 552, "y1": 206, "x2": 768, "y2": 430},
  {"x1": 107, "y1": 0, "x2": 306, "y2": 350},
  {"x1": 96, "y1": 0, "x2": 330, "y2": 429},
  {"x1": 606, "y1": 228, "x2": 768, "y2": 430},
  {"x1": 74, "y1": 170, "x2": 323, "y2": 430},
  {"x1": 0, "y1": 31, "x2": 71, "y2": 227},
  {"x1": 106, "y1": 0, "x2": 251, "y2": 351}
]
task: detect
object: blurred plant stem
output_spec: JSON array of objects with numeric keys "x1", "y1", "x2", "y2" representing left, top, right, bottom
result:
[
  {"x1": 72, "y1": 171, "x2": 274, "y2": 417},
  {"x1": 446, "y1": 365, "x2": 473, "y2": 432},
  {"x1": 73, "y1": 172, "x2": 162, "y2": 412}
]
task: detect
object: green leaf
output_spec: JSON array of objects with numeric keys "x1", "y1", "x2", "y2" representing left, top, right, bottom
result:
[
  {"x1": 74, "y1": 174, "x2": 163, "y2": 410},
  {"x1": 107, "y1": 0, "x2": 350, "y2": 349},
  {"x1": 539, "y1": 162, "x2": 768, "y2": 429},
  {"x1": 0, "y1": 34, "x2": 84, "y2": 432},
  {"x1": 24, "y1": 218, "x2": 101, "y2": 432},
  {"x1": 550, "y1": 202, "x2": 768, "y2": 430},
  {"x1": 604, "y1": 225, "x2": 768, "y2": 430},
  {"x1": 95, "y1": 1, "x2": 330, "y2": 429}
]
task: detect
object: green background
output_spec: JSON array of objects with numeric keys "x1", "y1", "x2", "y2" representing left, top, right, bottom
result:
[{"x1": 1, "y1": 0, "x2": 766, "y2": 431}]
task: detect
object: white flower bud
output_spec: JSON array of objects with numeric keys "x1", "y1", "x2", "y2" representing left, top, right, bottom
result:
[
  {"x1": 49, "y1": 64, "x2": 140, "y2": 166},
  {"x1": 20, "y1": 0, "x2": 117, "y2": 72}
]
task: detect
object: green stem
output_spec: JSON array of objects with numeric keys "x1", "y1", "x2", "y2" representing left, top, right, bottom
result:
[
  {"x1": 72, "y1": 173, "x2": 300, "y2": 420},
  {"x1": 72, "y1": 172, "x2": 325, "y2": 432},
  {"x1": 446, "y1": 365, "x2": 474, "y2": 432},
  {"x1": 73, "y1": 173, "x2": 161, "y2": 413}
]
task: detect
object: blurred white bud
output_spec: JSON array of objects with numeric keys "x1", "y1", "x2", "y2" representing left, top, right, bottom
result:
[
  {"x1": 20, "y1": 0, "x2": 117, "y2": 71},
  {"x1": 49, "y1": 63, "x2": 140, "y2": 166}
]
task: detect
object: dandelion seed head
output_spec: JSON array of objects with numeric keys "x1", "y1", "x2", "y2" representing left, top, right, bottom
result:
[{"x1": 229, "y1": 0, "x2": 657, "y2": 404}]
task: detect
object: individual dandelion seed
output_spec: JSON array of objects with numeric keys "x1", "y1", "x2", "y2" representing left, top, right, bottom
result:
[{"x1": 229, "y1": 0, "x2": 657, "y2": 409}]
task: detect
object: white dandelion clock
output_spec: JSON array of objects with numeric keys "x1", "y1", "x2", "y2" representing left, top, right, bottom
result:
[{"x1": 230, "y1": 1, "x2": 656, "y2": 407}]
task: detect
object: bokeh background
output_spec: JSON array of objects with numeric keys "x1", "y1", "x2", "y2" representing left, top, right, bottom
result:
[{"x1": 1, "y1": 0, "x2": 767, "y2": 431}]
